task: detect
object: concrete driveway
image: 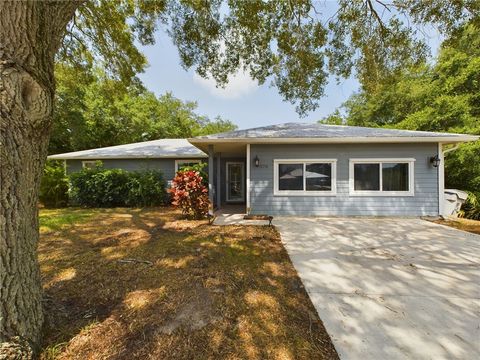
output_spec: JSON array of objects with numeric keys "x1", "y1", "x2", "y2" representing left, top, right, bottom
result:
[{"x1": 275, "y1": 218, "x2": 480, "y2": 359}]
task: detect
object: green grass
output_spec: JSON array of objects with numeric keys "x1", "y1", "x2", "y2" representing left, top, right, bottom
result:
[{"x1": 39, "y1": 208, "x2": 97, "y2": 232}]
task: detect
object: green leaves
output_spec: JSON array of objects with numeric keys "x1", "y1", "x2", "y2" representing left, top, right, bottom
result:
[
  {"x1": 69, "y1": 167, "x2": 168, "y2": 207},
  {"x1": 58, "y1": 1, "x2": 478, "y2": 116},
  {"x1": 40, "y1": 161, "x2": 69, "y2": 208},
  {"x1": 49, "y1": 65, "x2": 236, "y2": 154},
  {"x1": 321, "y1": 21, "x2": 480, "y2": 216}
]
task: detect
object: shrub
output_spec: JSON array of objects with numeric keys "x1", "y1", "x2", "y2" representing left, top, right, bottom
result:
[
  {"x1": 69, "y1": 167, "x2": 167, "y2": 207},
  {"x1": 126, "y1": 170, "x2": 166, "y2": 206},
  {"x1": 459, "y1": 192, "x2": 480, "y2": 220},
  {"x1": 40, "y1": 160, "x2": 69, "y2": 208},
  {"x1": 177, "y1": 162, "x2": 208, "y2": 186},
  {"x1": 69, "y1": 167, "x2": 130, "y2": 207},
  {"x1": 168, "y1": 169, "x2": 210, "y2": 219}
]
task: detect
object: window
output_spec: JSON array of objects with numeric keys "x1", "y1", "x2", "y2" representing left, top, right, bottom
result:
[
  {"x1": 175, "y1": 159, "x2": 201, "y2": 172},
  {"x1": 349, "y1": 159, "x2": 414, "y2": 196},
  {"x1": 274, "y1": 159, "x2": 337, "y2": 196},
  {"x1": 82, "y1": 160, "x2": 101, "y2": 169}
]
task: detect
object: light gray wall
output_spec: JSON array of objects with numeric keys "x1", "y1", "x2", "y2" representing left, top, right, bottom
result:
[
  {"x1": 66, "y1": 158, "x2": 206, "y2": 182},
  {"x1": 249, "y1": 143, "x2": 439, "y2": 216}
]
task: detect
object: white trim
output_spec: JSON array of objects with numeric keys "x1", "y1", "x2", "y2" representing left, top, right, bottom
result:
[
  {"x1": 174, "y1": 159, "x2": 201, "y2": 172},
  {"x1": 189, "y1": 135, "x2": 479, "y2": 145},
  {"x1": 48, "y1": 155, "x2": 207, "y2": 160},
  {"x1": 226, "y1": 161, "x2": 245, "y2": 203},
  {"x1": 246, "y1": 144, "x2": 251, "y2": 213},
  {"x1": 82, "y1": 160, "x2": 99, "y2": 169},
  {"x1": 216, "y1": 153, "x2": 221, "y2": 209},
  {"x1": 438, "y1": 143, "x2": 445, "y2": 216},
  {"x1": 273, "y1": 159, "x2": 337, "y2": 196},
  {"x1": 349, "y1": 158, "x2": 415, "y2": 197}
]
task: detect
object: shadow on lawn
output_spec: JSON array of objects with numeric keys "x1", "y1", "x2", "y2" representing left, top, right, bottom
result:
[{"x1": 39, "y1": 207, "x2": 338, "y2": 360}]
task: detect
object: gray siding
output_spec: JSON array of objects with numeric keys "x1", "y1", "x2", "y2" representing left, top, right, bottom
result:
[
  {"x1": 249, "y1": 143, "x2": 439, "y2": 216},
  {"x1": 66, "y1": 158, "x2": 205, "y2": 182}
]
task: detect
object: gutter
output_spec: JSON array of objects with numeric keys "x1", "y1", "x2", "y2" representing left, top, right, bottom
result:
[{"x1": 188, "y1": 135, "x2": 479, "y2": 145}]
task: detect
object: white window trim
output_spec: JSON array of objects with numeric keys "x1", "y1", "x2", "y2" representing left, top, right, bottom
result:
[
  {"x1": 82, "y1": 160, "x2": 99, "y2": 169},
  {"x1": 349, "y1": 158, "x2": 415, "y2": 197},
  {"x1": 273, "y1": 159, "x2": 337, "y2": 196},
  {"x1": 174, "y1": 159, "x2": 201, "y2": 172}
]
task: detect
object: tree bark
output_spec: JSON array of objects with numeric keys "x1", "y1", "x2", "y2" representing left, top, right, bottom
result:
[{"x1": 0, "y1": 1, "x2": 80, "y2": 357}]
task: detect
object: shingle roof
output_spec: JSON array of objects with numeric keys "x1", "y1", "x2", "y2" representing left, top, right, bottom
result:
[
  {"x1": 190, "y1": 123, "x2": 478, "y2": 142},
  {"x1": 48, "y1": 139, "x2": 206, "y2": 160}
]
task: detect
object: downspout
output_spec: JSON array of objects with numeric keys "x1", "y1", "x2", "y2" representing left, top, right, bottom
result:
[{"x1": 443, "y1": 143, "x2": 460, "y2": 155}]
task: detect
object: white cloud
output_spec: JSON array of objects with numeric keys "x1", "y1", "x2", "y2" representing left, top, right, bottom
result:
[{"x1": 193, "y1": 70, "x2": 258, "y2": 99}]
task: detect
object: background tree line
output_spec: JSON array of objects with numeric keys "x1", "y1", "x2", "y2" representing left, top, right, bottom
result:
[
  {"x1": 50, "y1": 64, "x2": 236, "y2": 155},
  {"x1": 321, "y1": 22, "x2": 479, "y2": 218}
]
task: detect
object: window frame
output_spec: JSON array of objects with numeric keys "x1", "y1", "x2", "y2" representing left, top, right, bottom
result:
[
  {"x1": 273, "y1": 159, "x2": 337, "y2": 196},
  {"x1": 349, "y1": 158, "x2": 415, "y2": 197},
  {"x1": 82, "y1": 160, "x2": 100, "y2": 169},
  {"x1": 175, "y1": 159, "x2": 201, "y2": 172}
]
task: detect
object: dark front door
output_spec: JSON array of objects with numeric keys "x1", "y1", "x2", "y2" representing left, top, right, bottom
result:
[{"x1": 226, "y1": 162, "x2": 245, "y2": 202}]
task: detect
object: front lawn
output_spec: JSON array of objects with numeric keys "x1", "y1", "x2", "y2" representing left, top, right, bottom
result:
[{"x1": 39, "y1": 207, "x2": 338, "y2": 359}]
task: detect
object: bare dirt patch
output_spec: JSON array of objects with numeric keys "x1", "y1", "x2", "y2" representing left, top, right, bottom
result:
[{"x1": 39, "y1": 207, "x2": 338, "y2": 359}]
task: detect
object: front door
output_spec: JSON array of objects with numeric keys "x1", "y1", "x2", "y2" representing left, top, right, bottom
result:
[{"x1": 226, "y1": 162, "x2": 245, "y2": 202}]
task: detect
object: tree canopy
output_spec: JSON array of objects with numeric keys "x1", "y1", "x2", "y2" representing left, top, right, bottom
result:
[
  {"x1": 49, "y1": 64, "x2": 236, "y2": 154},
  {"x1": 61, "y1": 0, "x2": 479, "y2": 115},
  {"x1": 321, "y1": 21, "x2": 479, "y2": 196}
]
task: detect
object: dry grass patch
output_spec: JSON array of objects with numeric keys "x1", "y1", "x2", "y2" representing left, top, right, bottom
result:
[
  {"x1": 432, "y1": 217, "x2": 480, "y2": 235},
  {"x1": 39, "y1": 207, "x2": 338, "y2": 359}
]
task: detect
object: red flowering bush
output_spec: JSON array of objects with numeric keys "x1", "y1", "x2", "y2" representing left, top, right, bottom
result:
[{"x1": 168, "y1": 169, "x2": 210, "y2": 219}]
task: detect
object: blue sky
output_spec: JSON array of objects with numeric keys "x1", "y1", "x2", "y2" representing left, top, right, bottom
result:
[
  {"x1": 138, "y1": 31, "x2": 358, "y2": 130},
  {"x1": 138, "y1": 5, "x2": 442, "y2": 130}
]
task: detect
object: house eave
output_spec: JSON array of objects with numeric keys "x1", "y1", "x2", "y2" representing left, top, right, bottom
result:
[
  {"x1": 188, "y1": 135, "x2": 479, "y2": 151},
  {"x1": 47, "y1": 154, "x2": 208, "y2": 160}
]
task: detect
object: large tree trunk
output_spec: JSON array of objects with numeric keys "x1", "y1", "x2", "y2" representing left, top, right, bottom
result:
[{"x1": 0, "y1": 1, "x2": 80, "y2": 357}]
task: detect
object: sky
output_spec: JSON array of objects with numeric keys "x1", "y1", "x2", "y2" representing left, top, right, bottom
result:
[{"x1": 137, "y1": 3, "x2": 442, "y2": 130}]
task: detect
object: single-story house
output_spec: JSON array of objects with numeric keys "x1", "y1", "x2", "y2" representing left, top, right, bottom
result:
[
  {"x1": 49, "y1": 123, "x2": 478, "y2": 217},
  {"x1": 189, "y1": 123, "x2": 478, "y2": 217},
  {"x1": 48, "y1": 139, "x2": 207, "y2": 182}
]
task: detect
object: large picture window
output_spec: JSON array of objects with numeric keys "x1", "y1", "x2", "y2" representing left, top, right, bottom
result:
[
  {"x1": 274, "y1": 159, "x2": 337, "y2": 196},
  {"x1": 349, "y1": 159, "x2": 414, "y2": 196}
]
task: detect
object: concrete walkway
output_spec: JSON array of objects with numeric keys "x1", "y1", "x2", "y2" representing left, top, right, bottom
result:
[
  {"x1": 212, "y1": 205, "x2": 271, "y2": 226},
  {"x1": 275, "y1": 217, "x2": 480, "y2": 360}
]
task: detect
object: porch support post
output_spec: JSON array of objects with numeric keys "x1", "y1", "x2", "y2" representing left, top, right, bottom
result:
[
  {"x1": 208, "y1": 145, "x2": 214, "y2": 215},
  {"x1": 246, "y1": 143, "x2": 251, "y2": 214},
  {"x1": 216, "y1": 152, "x2": 221, "y2": 209},
  {"x1": 438, "y1": 143, "x2": 445, "y2": 217}
]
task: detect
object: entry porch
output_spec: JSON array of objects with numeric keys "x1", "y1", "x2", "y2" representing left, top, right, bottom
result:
[{"x1": 205, "y1": 143, "x2": 251, "y2": 215}]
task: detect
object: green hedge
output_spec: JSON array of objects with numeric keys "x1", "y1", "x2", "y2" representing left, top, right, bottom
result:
[
  {"x1": 40, "y1": 160, "x2": 69, "y2": 208},
  {"x1": 69, "y1": 167, "x2": 167, "y2": 207}
]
